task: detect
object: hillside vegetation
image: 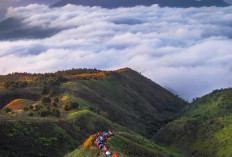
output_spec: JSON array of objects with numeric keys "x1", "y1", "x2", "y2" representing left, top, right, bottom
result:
[
  {"x1": 0, "y1": 68, "x2": 186, "y2": 156},
  {"x1": 0, "y1": 68, "x2": 186, "y2": 137},
  {"x1": 0, "y1": 109, "x2": 181, "y2": 157},
  {"x1": 154, "y1": 88, "x2": 232, "y2": 157}
]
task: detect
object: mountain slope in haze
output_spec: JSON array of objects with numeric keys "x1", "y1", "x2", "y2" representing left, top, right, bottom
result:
[
  {"x1": 154, "y1": 88, "x2": 232, "y2": 157},
  {"x1": 0, "y1": 68, "x2": 186, "y2": 156},
  {"x1": 51, "y1": 0, "x2": 229, "y2": 8},
  {"x1": 0, "y1": 17, "x2": 61, "y2": 40}
]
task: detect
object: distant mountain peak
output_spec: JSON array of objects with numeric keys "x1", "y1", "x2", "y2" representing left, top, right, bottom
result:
[{"x1": 51, "y1": 0, "x2": 229, "y2": 8}]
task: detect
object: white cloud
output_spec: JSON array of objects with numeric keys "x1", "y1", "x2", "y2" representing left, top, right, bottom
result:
[{"x1": 0, "y1": 4, "x2": 232, "y2": 100}]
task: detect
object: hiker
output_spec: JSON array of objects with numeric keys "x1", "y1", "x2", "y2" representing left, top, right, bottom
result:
[
  {"x1": 105, "y1": 151, "x2": 111, "y2": 156},
  {"x1": 94, "y1": 130, "x2": 115, "y2": 156},
  {"x1": 102, "y1": 130, "x2": 114, "y2": 140},
  {"x1": 96, "y1": 135, "x2": 104, "y2": 150},
  {"x1": 95, "y1": 131, "x2": 103, "y2": 138}
]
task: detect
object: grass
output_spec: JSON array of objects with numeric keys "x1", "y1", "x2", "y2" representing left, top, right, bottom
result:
[
  {"x1": 53, "y1": 125, "x2": 76, "y2": 150},
  {"x1": 37, "y1": 137, "x2": 58, "y2": 146},
  {"x1": 0, "y1": 68, "x2": 187, "y2": 157},
  {"x1": 4, "y1": 99, "x2": 37, "y2": 111},
  {"x1": 65, "y1": 131, "x2": 182, "y2": 157},
  {"x1": 67, "y1": 110, "x2": 90, "y2": 122},
  {"x1": 155, "y1": 88, "x2": 232, "y2": 157},
  {"x1": 65, "y1": 148, "x2": 101, "y2": 157}
]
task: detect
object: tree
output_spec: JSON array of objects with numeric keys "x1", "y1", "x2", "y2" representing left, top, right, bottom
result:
[
  {"x1": 51, "y1": 108, "x2": 60, "y2": 117},
  {"x1": 49, "y1": 90, "x2": 55, "y2": 97},
  {"x1": 23, "y1": 106, "x2": 29, "y2": 111},
  {"x1": 5, "y1": 107, "x2": 12, "y2": 113},
  {"x1": 40, "y1": 96, "x2": 51, "y2": 104},
  {"x1": 54, "y1": 97, "x2": 59, "y2": 103},
  {"x1": 41, "y1": 86, "x2": 49, "y2": 95},
  {"x1": 51, "y1": 102, "x2": 57, "y2": 108},
  {"x1": 63, "y1": 102, "x2": 79, "y2": 111},
  {"x1": 38, "y1": 107, "x2": 51, "y2": 117},
  {"x1": 34, "y1": 104, "x2": 43, "y2": 111}
]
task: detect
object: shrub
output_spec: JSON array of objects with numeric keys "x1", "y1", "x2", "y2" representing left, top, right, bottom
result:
[
  {"x1": 4, "y1": 81, "x2": 27, "y2": 89},
  {"x1": 5, "y1": 107, "x2": 12, "y2": 113},
  {"x1": 34, "y1": 104, "x2": 43, "y2": 111},
  {"x1": 23, "y1": 106, "x2": 29, "y2": 111},
  {"x1": 4, "y1": 81, "x2": 17, "y2": 90},
  {"x1": 54, "y1": 97, "x2": 59, "y2": 102},
  {"x1": 51, "y1": 102, "x2": 57, "y2": 108},
  {"x1": 18, "y1": 82, "x2": 28, "y2": 88},
  {"x1": 51, "y1": 108, "x2": 60, "y2": 117},
  {"x1": 53, "y1": 75, "x2": 67, "y2": 85},
  {"x1": 4, "y1": 81, "x2": 13, "y2": 89},
  {"x1": 63, "y1": 102, "x2": 79, "y2": 111},
  {"x1": 41, "y1": 86, "x2": 48, "y2": 95},
  {"x1": 40, "y1": 96, "x2": 51, "y2": 103},
  {"x1": 37, "y1": 137, "x2": 58, "y2": 146},
  {"x1": 49, "y1": 90, "x2": 55, "y2": 97},
  {"x1": 38, "y1": 108, "x2": 51, "y2": 117},
  {"x1": 29, "y1": 105, "x2": 34, "y2": 110}
]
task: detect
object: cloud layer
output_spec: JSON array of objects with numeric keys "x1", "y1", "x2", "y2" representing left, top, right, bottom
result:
[{"x1": 0, "y1": 4, "x2": 232, "y2": 100}]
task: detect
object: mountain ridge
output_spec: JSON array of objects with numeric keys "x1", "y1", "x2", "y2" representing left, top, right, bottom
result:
[
  {"x1": 51, "y1": 0, "x2": 229, "y2": 8},
  {"x1": 0, "y1": 67, "x2": 186, "y2": 156}
]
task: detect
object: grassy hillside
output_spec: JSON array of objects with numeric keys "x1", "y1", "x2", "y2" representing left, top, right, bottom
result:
[
  {"x1": 154, "y1": 88, "x2": 232, "y2": 157},
  {"x1": 0, "y1": 109, "x2": 181, "y2": 157},
  {"x1": 65, "y1": 132, "x2": 182, "y2": 157},
  {"x1": 0, "y1": 68, "x2": 187, "y2": 137},
  {"x1": 0, "y1": 110, "x2": 118, "y2": 156},
  {"x1": 0, "y1": 68, "x2": 186, "y2": 156}
]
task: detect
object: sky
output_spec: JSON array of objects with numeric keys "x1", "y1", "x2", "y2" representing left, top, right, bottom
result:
[{"x1": 0, "y1": 2, "x2": 232, "y2": 101}]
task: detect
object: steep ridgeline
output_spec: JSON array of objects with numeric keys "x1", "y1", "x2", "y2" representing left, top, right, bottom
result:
[
  {"x1": 51, "y1": 0, "x2": 229, "y2": 8},
  {"x1": 154, "y1": 88, "x2": 232, "y2": 157},
  {"x1": 0, "y1": 68, "x2": 185, "y2": 157},
  {"x1": 0, "y1": 68, "x2": 187, "y2": 137},
  {"x1": 63, "y1": 68, "x2": 187, "y2": 137}
]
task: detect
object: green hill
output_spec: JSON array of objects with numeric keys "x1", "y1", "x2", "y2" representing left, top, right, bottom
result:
[
  {"x1": 0, "y1": 68, "x2": 186, "y2": 137},
  {"x1": 154, "y1": 88, "x2": 232, "y2": 157},
  {"x1": 0, "y1": 68, "x2": 186, "y2": 156},
  {"x1": 0, "y1": 109, "x2": 181, "y2": 157}
]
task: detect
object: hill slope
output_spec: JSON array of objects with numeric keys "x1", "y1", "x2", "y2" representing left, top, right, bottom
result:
[
  {"x1": 0, "y1": 109, "x2": 181, "y2": 157},
  {"x1": 0, "y1": 68, "x2": 187, "y2": 137},
  {"x1": 0, "y1": 68, "x2": 186, "y2": 156},
  {"x1": 65, "y1": 132, "x2": 182, "y2": 157},
  {"x1": 51, "y1": 0, "x2": 229, "y2": 8},
  {"x1": 154, "y1": 88, "x2": 232, "y2": 157}
]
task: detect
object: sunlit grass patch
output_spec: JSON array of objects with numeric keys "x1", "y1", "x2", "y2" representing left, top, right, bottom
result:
[{"x1": 4, "y1": 99, "x2": 36, "y2": 111}]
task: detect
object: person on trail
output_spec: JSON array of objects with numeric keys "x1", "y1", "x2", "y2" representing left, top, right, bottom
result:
[
  {"x1": 96, "y1": 135, "x2": 104, "y2": 150},
  {"x1": 105, "y1": 151, "x2": 111, "y2": 156},
  {"x1": 98, "y1": 143, "x2": 104, "y2": 150},
  {"x1": 102, "y1": 130, "x2": 114, "y2": 140},
  {"x1": 94, "y1": 130, "x2": 115, "y2": 154},
  {"x1": 95, "y1": 131, "x2": 103, "y2": 138}
]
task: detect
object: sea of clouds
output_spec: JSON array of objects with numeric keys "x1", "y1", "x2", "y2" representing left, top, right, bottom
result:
[{"x1": 0, "y1": 4, "x2": 232, "y2": 100}]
